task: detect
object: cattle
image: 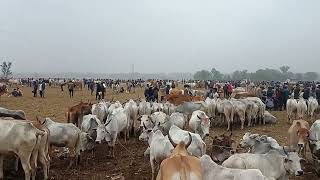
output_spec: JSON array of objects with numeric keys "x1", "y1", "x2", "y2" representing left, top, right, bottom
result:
[
  {"x1": 309, "y1": 120, "x2": 320, "y2": 157},
  {"x1": 39, "y1": 117, "x2": 92, "y2": 168},
  {"x1": 297, "y1": 98, "x2": 307, "y2": 119},
  {"x1": 169, "y1": 125, "x2": 206, "y2": 157},
  {"x1": 169, "y1": 88, "x2": 184, "y2": 95},
  {"x1": 308, "y1": 96, "x2": 319, "y2": 119},
  {"x1": 210, "y1": 132, "x2": 237, "y2": 163},
  {"x1": 107, "y1": 101, "x2": 122, "y2": 114},
  {"x1": 66, "y1": 102, "x2": 92, "y2": 127},
  {"x1": 124, "y1": 99, "x2": 139, "y2": 136},
  {"x1": 162, "y1": 102, "x2": 176, "y2": 116},
  {"x1": 156, "y1": 132, "x2": 202, "y2": 180},
  {"x1": 205, "y1": 98, "x2": 216, "y2": 125},
  {"x1": 264, "y1": 111, "x2": 277, "y2": 124},
  {"x1": 138, "y1": 100, "x2": 152, "y2": 115},
  {"x1": 222, "y1": 150, "x2": 304, "y2": 180},
  {"x1": 91, "y1": 101, "x2": 110, "y2": 123},
  {"x1": 216, "y1": 99, "x2": 234, "y2": 131},
  {"x1": 246, "y1": 97, "x2": 265, "y2": 125},
  {"x1": 152, "y1": 102, "x2": 164, "y2": 113},
  {"x1": 175, "y1": 101, "x2": 207, "y2": 118},
  {"x1": 139, "y1": 128, "x2": 173, "y2": 180},
  {"x1": 287, "y1": 120, "x2": 310, "y2": 158},
  {"x1": 165, "y1": 94, "x2": 204, "y2": 106},
  {"x1": 95, "y1": 108, "x2": 129, "y2": 158},
  {"x1": 189, "y1": 110, "x2": 210, "y2": 139},
  {"x1": 0, "y1": 120, "x2": 45, "y2": 180},
  {"x1": 286, "y1": 98, "x2": 298, "y2": 123},
  {"x1": 230, "y1": 99, "x2": 247, "y2": 129},
  {"x1": 81, "y1": 114, "x2": 102, "y2": 141},
  {"x1": 201, "y1": 155, "x2": 273, "y2": 180},
  {"x1": 238, "y1": 99, "x2": 254, "y2": 125},
  {"x1": 239, "y1": 132, "x2": 287, "y2": 155},
  {"x1": 0, "y1": 107, "x2": 26, "y2": 120}
]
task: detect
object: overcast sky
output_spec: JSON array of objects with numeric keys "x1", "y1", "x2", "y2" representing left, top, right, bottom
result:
[{"x1": 0, "y1": 0, "x2": 319, "y2": 74}]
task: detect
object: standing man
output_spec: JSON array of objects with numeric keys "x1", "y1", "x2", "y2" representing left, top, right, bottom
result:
[
  {"x1": 68, "y1": 80, "x2": 75, "y2": 98},
  {"x1": 40, "y1": 81, "x2": 46, "y2": 98}
]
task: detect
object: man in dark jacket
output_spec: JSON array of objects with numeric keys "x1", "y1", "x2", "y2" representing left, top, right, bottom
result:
[
  {"x1": 96, "y1": 82, "x2": 102, "y2": 100},
  {"x1": 303, "y1": 86, "x2": 310, "y2": 100},
  {"x1": 293, "y1": 85, "x2": 300, "y2": 99},
  {"x1": 316, "y1": 85, "x2": 320, "y2": 105}
]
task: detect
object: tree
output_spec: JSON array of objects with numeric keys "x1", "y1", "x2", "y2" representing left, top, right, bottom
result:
[
  {"x1": 193, "y1": 70, "x2": 212, "y2": 80},
  {"x1": 1, "y1": 61, "x2": 13, "y2": 80},
  {"x1": 303, "y1": 72, "x2": 318, "y2": 81},
  {"x1": 279, "y1": 65, "x2": 290, "y2": 74},
  {"x1": 211, "y1": 68, "x2": 223, "y2": 80}
]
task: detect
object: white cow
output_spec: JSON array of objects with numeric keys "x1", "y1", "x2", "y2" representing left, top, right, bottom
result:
[
  {"x1": 222, "y1": 150, "x2": 304, "y2": 180},
  {"x1": 308, "y1": 96, "x2": 318, "y2": 119},
  {"x1": 151, "y1": 102, "x2": 164, "y2": 113},
  {"x1": 230, "y1": 99, "x2": 247, "y2": 129},
  {"x1": 139, "y1": 128, "x2": 173, "y2": 180},
  {"x1": 297, "y1": 97, "x2": 307, "y2": 119},
  {"x1": 189, "y1": 110, "x2": 211, "y2": 139},
  {"x1": 246, "y1": 97, "x2": 265, "y2": 124},
  {"x1": 81, "y1": 114, "x2": 102, "y2": 146},
  {"x1": 95, "y1": 108, "x2": 129, "y2": 157},
  {"x1": 91, "y1": 101, "x2": 110, "y2": 123},
  {"x1": 0, "y1": 120, "x2": 45, "y2": 180},
  {"x1": 239, "y1": 99, "x2": 254, "y2": 126},
  {"x1": 309, "y1": 120, "x2": 320, "y2": 155},
  {"x1": 107, "y1": 101, "x2": 122, "y2": 114},
  {"x1": 216, "y1": 99, "x2": 234, "y2": 131},
  {"x1": 205, "y1": 98, "x2": 216, "y2": 123},
  {"x1": 124, "y1": 99, "x2": 139, "y2": 136},
  {"x1": 168, "y1": 125, "x2": 206, "y2": 157},
  {"x1": 201, "y1": 155, "x2": 274, "y2": 180},
  {"x1": 162, "y1": 102, "x2": 176, "y2": 116},
  {"x1": 138, "y1": 100, "x2": 152, "y2": 115},
  {"x1": 286, "y1": 98, "x2": 297, "y2": 123},
  {"x1": 39, "y1": 118, "x2": 92, "y2": 167}
]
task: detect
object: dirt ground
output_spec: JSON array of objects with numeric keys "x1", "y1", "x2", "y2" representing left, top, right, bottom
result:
[{"x1": 0, "y1": 86, "x2": 319, "y2": 180}]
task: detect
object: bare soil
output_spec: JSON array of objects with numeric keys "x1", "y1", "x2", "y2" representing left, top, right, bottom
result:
[{"x1": 0, "y1": 86, "x2": 318, "y2": 180}]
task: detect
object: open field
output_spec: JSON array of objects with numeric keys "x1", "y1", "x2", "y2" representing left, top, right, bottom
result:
[{"x1": 0, "y1": 86, "x2": 318, "y2": 180}]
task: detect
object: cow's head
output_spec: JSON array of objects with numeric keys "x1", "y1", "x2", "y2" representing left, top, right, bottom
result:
[
  {"x1": 297, "y1": 128, "x2": 309, "y2": 152},
  {"x1": 138, "y1": 122, "x2": 153, "y2": 142},
  {"x1": 284, "y1": 152, "x2": 304, "y2": 176},
  {"x1": 240, "y1": 132, "x2": 259, "y2": 148},
  {"x1": 80, "y1": 132, "x2": 95, "y2": 152},
  {"x1": 95, "y1": 120, "x2": 112, "y2": 144},
  {"x1": 168, "y1": 131, "x2": 192, "y2": 156},
  {"x1": 137, "y1": 115, "x2": 154, "y2": 131},
  {"x1": 196, "y1": 111, "x2": 210, "y2": 138}
]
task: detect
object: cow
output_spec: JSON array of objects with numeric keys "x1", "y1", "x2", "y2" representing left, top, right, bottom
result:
[
  {"x1": 38, "y1": 117, "x2": 93, "y2": 168},
  {"x1": 95, "y1": 108, "x2": 129, "y2": 158},
  {"x1": 165, "y1": 94, "x2": 204, "y2": 106},
  {"x1": 230, "y1": 99, "x2": 247, "y2": 129},
  {"x1": 308, "y1": 96, "x2": 318, "y2": 119},
  {"x1": 201, "y1": 155, "x2": 273, "y2": 180},
  {"x1": 139, "y1": 128, "x2": 173, "y2": 180},
  {"x1": 138, "y1": 100, "x2": 152, "y2": 115},
  {"x1": 107, "y1": 101, "x2": 122, "y2": 114},
  {"x1": 152, "y1": 102, "x2": 164, "y2": 113},
  {"x1": 0, "y1": 107, "x2": 26, "y2": 120},
  {"x1": 189, "y1": 110, "x2": 210, "y2": 139},
  {"x1": 296, "y1": 98, "x2": 307, "y2": 119},
  {"x1": 148, "y1": 112, "x2": 187, "y2": 136},
  {"x1": 222, "y1": 150, "x2": 304, "y2": 180},
  {"x1": 175, "y1": 101, "x2": 207, "y2": 119},
  {"x1": 81, "y1": 114, "x2": 101, "y2": 144},
  {"x1": 124, "y1": 99, "x2": 139, "y2": 136},
  {"x1": 246, "y1": 97, "x2": 265, "y2": 125},
  {"x1": 216, "y1": 99, "x2": 234, "y2": 131},
  {"x1": 91, "y1": 101, "x2": 110, "y2": 123},
  {"x1": 264, "y1": 111, "x2": 277, "y2": 124},
  {"x1": 205, "y1": 98, "x2": 216, "y2": 126},
  {"x1": 210, "y1": 132, "x2": 237, "y2": 163},
  {"x1": 66, "y1": 102, "x2": 92, "y2": 127},
  {"x1": 0, "y1": 120, "x2": 45, "y2": 180},
  {"x1": 309, "y1": 120, "x2": 320, "y2": 157},
  {"x1": 238, "y1": 99, "x2": 254, "y2": 125},
  {"x1": 168, "y1": 125, "x2": 206, "y2": 157},
  {"x1": 156, "y1": 132, "x2": 202, "y2": 180},
  {"x1": 162, "y1": 102, "x2": 176, "y2": 116},
  {"x1": 286, "y1": 98, "x2": 298, "y2": 123},
  {"x1": 287, "y1": 120, "x2": 310, "y2": 158}
]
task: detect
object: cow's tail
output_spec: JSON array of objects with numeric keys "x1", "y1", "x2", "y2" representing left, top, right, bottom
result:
[
  {"x1": 30, "y1": 132, "x2": 43, "y2": 178},
  {"x1": 67, "y1": 111, "x2": 71, "y2": 123},
  {"x1": 75, "y1": 132, "x2": 81, "y2": 164}
]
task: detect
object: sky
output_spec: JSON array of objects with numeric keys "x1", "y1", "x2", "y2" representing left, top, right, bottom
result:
[{"x1": 0, "y1": 0, "x2": 319, "y2": 74}]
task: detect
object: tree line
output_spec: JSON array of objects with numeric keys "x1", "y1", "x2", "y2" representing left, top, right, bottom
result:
[{"x1": 193, "y1": 66, "x2": 319, "y2": 81}]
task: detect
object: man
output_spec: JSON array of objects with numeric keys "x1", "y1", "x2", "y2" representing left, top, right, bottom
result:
[
  {"x1": 144, "y1": 84, "x2": 150, "y2": 100},
  {"x1": 293, "y1": 85, "x2": 300, "y2": 99},
  {"x1": 153, "y1": 85, "x2": 159, "y2": 102},
  {"x1": 316, "y1": 85, "x2": 320, "y2": 105},
  {"x1": 67, "y1": 80, "x2": 75, "y2": 98},
  {"x1": 282, "y1": 85, "x2": 290, "y2": 110},
  {"x1": 96, "y1": 82, "x2": 102, "y2": 100},
  {"x1": 32, "y1": 80, "x2": 38, "y2": 97},
  {"x1": 40, "y1": 81, "x2": 46, "y2": 98}
]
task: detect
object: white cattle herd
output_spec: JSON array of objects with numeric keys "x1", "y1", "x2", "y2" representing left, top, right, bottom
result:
[{"x1": 1, "y1": 94, "x2": 320, "y2": 180}]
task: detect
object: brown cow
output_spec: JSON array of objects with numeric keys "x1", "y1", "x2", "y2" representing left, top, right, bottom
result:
[
  {"x1": 156, "y1": 133, "x2": 202, "y2": 180},
  {"x1": 287, "y1": 120, "x2": 310, "y2": 158},
  {"x1": 165, "y1": 94, "x2": 204, "y2": 106},
  {"x1": 66, "y1": 102, "x2": 92, "y2": 127},
  {"x1": 210, "y1": 132, "x2": 237, "y2": 163}
]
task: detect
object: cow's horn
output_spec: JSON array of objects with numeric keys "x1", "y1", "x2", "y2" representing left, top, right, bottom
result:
[
  {"x1": 143, "y1": 122, "x2": 147, "y2": 130},
  {"x1": 186, "y1": 133, "x2": 192, "y2": 149},
  {"x1": 168, "y1": 132, "x2": 177, "y2": 148}
]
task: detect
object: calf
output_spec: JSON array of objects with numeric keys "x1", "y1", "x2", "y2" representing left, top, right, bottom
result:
[
  {"x1": 222, "y1": 150, "x2": 304, "y2": 180},
  {"x1": 156, "y1": 132, "x2": 202, "y2": 180},
  {"x1": 287, "y1": 120, "x2": 310, "y2": 158},
  {"x1": 201, "y1": 155, "x2": 273, "y2": 180},
  {"x1": 124, "y1": 99, "x2": 139, "y2": 136},
  {"x1": 95, "y1": 108, "x2": 129, "y2": 157},
  {"x1": 189, "y1": 110, "x2": 211, "y2": 139},
  {"x1": 66, "y1": 102, "x2": 92, "y2": 127}
]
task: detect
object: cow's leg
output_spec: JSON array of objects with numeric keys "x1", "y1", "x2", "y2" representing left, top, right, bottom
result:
[
  {"x1": 150, "y1": 158, "x2": 155, "y2": 180},
  {"x1": 14, "y1": 157, "x2": 19, "y2": 171},
  {"x1": 0, "y1": 155, "x2": 4, "y2": 179},
  {"x1": 39, "y1": 153, "x2": 49, "y2": 180},
  {"x1": 241, "y1": 117, "x2": 244, "y2": 130},
  {"x1": 20, "y1": 154, "x2": 32, "y2": 180}
]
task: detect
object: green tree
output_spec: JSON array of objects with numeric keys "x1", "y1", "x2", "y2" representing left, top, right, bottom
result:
[
  {"x1": 211, "y1": 68, "x2": 223, "y2": 80},
  {"x1": 0, "y1": 61, "x2": 13, "y2": 80},
  {"x1": 193, "y1": 70, "x2": 212, "y2": 80},
  {"x1": 279, "y1": 65, "x2": 290, "y2": 74},
  {"x1": 303, "y1": 72, "x2": 318, "y2": 81}
]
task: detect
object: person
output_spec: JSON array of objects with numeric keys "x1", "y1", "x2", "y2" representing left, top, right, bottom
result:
[
  {"x1": 316, "y1": 85, "x2": 320, "y2": 105},
  {"x1": 67, "y1": 80, "x2": 75, "y2": 98},
  {"x1": 206, "y1": 87, "x2": 214, "y2": 99},
  {"x1": 303, "y1": 86, "x2": 310, "y2": 101},
  {"x1": 90, "y1": 82, "x2": 95, "y2": 95},
  {"x1": 282, "y1": 85, "x2": 290, "y2": 110},
  {"x1": 10, "y1": 88, "x2": 22, "y2": 97},
  {"x1": 227, "y1": 83, "x2": 233, "y2": 98},
  {"x1": 40, "y1": 81, "x2": 46, "y2": 98},
  {"x1": 32, "y1": 80, "x2": 38, "y2": 97},
  {"x1": 101, "y1": 82, "x2": 106, "y2": 99},
  {"x1": 96, "y1": 82, "x2": 102, "y2": 100},
  {"x1": 153, "y1": 85, "x2": 159, "y2": 102},
  {"x1": 293, "y1": 85, "x2": 300, "y2": 99},
  {"x1": 165, "y1": 85, "x2": 170, "y2": 95},
  {"x1": 223, "y1": 83, "x2": 228, "y2": 98},
  {"x1": 144, "y1": 84, "x2": 150, "y2": 100},
  {"x1": 147, "y1": 86, "x2": 155, "y2": 102}
]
